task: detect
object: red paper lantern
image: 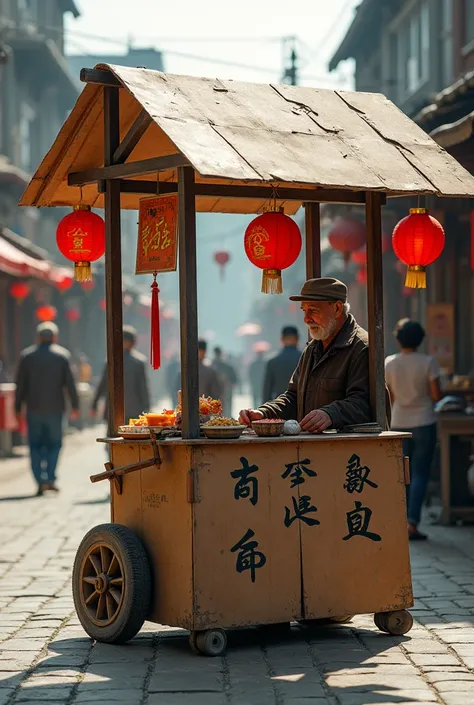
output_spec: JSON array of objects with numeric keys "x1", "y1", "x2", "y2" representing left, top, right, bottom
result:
[
  {"x1": 65, "y1": 308, "x2": 80, "y2": 322},
  {"x1": 10, "y1": 281, "x2": 30, "y2": 302},
  {"x1": 80, "y1": 280, "x2": 95, "y2": 292},
  {"x1": 356, "y1": 266, "x2": 367, "y2": 285},
  {"x1": 328, "y1": 217, "x2": 366, "y2": 265},
  {"x1": 99, "y1": 298, "x2": 106, "y2": 311},
  {"x1": 36, "y1": 305, "x2": 57, "y2": 322},
  {"x1": 392, "y1": 208, "x2": 445, "y2": 288},
  {"x1": 244, "y1": 209, "x2": 302, "y2": 294},
  {"x1": 214, "y1": 251, "x2": 230, "y2": 281},
  {"x1": 351, "y1": 249, "x2": 366, "y2": 265},
  {"x1": 56, "y1": 205, "x2": 105, "y2": 282},
  {"x1": 56, "y1": 274, "x2": 74, "y2": 293}
]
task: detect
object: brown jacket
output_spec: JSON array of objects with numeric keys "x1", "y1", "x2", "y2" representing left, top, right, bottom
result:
[{"x1": 259, "y1": 315, "x2": 374, "y2": 429}]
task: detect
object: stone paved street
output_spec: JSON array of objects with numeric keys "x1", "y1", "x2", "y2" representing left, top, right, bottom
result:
[{"x1": 1, "y1": 425, "x2": 474, "y2": 705}]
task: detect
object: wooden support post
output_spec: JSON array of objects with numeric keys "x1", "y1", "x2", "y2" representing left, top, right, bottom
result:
[
  {"x1": 178, "y1": 166, "x2": 200, "y2": 439},
  {"x1": 304, "y1": 202, "x2": 321, "y2": 279},
  {"x1": 104, "y1": 86, "x2": 124, "y2": 434},
  {"x1": 365, "y1": 192, "x2": 386, "y2": 430}
]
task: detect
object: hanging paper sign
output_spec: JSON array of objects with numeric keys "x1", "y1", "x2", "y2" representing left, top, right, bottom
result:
[{"x1": 136, "y1": 195, "x2": 178, "y2": 275}]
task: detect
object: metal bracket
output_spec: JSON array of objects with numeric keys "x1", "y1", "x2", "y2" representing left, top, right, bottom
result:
[{"x1": 403, "y1": 456, "x2": 411, "y2": 485}]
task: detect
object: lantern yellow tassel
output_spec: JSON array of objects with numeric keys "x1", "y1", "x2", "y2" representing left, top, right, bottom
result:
[
  {"x1": 74, "y1": 261, "x2": 92, "y2": 282},
  {"x1": 405, "y1": 265, "x2": 426, "y2": 289},
  {"x1": 261, "y1": 268, "x2": 282, "y2": 294}
]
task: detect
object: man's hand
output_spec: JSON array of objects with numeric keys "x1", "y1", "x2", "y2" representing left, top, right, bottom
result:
[
  {"x1": 239, "y1": 409, "x2": 264, "y2": 427},
  {"x1": 300, "y1": 409, "x2": 332, "y2": 434},
  {"x1": 70, "y1": 409, "x2": 80, "y2": 422}
]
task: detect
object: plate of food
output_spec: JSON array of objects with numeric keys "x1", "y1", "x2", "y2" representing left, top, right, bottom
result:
[{"x1": 202, "y1": 417, "x2": 246, "y2": 439}]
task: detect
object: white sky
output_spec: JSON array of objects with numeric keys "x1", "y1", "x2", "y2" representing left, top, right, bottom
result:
[{"x1": 65, "y1": 0, "x2": 357, "y2": 90}]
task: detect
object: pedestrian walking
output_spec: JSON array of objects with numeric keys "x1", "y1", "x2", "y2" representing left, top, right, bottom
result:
[
  {"x1": 165, "y1": 355, "x2": 180, "y2": 408},
  {"x1": 15, "y1": 322, "x2": 79, "y2": 496},
  {"x1": 91, "y1": 325, "x2": 151, "y2": 425},
  {"x1": 176, "y1": 339, "x2": 222, "y2": 401},
  {"x1": 212, "y1": 347, "x2": 238, "y2": 416},
  {"x1": 385, "y1": 319, "x2": 442, "y2": 541},
  {"x1": 263, "y1": 325, "x2": 301, "y2": 401}
]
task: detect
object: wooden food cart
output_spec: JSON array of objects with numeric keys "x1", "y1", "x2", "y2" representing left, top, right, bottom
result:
[{"x1": 20, "y1": 65, "x2": 474, "y2": 655}]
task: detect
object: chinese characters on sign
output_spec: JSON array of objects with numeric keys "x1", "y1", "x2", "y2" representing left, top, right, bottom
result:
[
  {"x1": 230, "y1": 529, "x2": 266, "y2": 583},
  {"x1": 282, "y1": 458, "x2": 317, "y2": 487},
  {"x1": 343, "y1": 454, "x2": 381, "y2": 542},
  {"x1": 136, "y1": 195, "x2": 178, "y2": 275},
  {"x1": 231, "y1": 457, "x2": 259, "y2": 506},
  {"x1": 284, "y1": 495, "x2": 320, "y2": 527}
]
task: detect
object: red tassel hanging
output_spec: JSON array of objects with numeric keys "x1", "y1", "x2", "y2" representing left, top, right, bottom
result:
[{"x1": 150, "y1": 273, "x2": 161, "y2": 370}]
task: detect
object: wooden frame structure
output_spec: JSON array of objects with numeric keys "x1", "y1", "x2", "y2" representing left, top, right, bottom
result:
[{"x1": 20, "y1": 65, "x2": 474, "y2": 438}]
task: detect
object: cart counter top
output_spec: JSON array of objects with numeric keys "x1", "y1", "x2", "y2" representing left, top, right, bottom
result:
[{"x1": 98, "y1": 431, "x2": 410, "y2": 445}]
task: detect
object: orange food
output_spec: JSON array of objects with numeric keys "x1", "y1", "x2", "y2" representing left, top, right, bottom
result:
[{"x1": 144, "y1": 411, "x2": 176, "y2": 427}]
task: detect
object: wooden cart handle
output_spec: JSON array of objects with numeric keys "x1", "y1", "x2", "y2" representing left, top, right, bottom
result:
[{"x1": 90, "y1": 456, "x2": 158, "y2": 484}]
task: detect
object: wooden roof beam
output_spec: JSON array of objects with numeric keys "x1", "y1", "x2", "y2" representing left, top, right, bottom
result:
[
  {"x1": 109, "y1": 179, "x2": 385, "y2": 204},
  {"x1": 80, "y1": 68, "x2": 122, "y2": 87},
  {"x1": 68, "y1": 154, "x2": 190, "y2": 186},
  {"x1": 113, "y1": 110, "x2": 153, "y2": 164}
]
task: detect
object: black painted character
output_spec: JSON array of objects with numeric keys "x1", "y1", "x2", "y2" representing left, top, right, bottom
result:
[
  {"x1": 284, "y1": 495, "x2": 320, "y2": 527},
  {"x1": 344, "y1": 453, "x2": 378, "y2": 494},
  {"x1": 282, "y1": 458, "x2": 317, "y2": 488},
  {"x1": 230, "y1": 528, "x2": 267, "y2": 583},
  {"x1": 343, "y1": 501, "x2": 381, "y2": 542},
  {"x1": 231, "y1": 457, "x2": 259, "y2": 506}
]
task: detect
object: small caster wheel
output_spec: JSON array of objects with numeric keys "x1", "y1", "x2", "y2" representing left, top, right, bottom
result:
[
  {"x1": 194, "y1": 628, "x2": 227, "y2": 656},
  {"x1": 375, "y1": 610, "x2": 413, "y2": 636},
  {"x1": 374, "y1": 613, "x2": 388, "y2": 633},
  {"x1": 330, "y1": 615, "x2": 354, "y2": 624}
]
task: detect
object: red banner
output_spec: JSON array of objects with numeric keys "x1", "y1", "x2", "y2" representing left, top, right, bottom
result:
[{"x1": 136, "y1": 195, "x2": 178, "y2": 275}]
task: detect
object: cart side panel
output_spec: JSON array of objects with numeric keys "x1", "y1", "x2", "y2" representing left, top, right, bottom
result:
[
  {"x1": 191, "y1": 442, "x2": 302, "y2": 630},
  {"x1": 300, "y1": 437, "x2": 413, "y2": 619},
  {"x1": 139, "y1": 443, "x2": 194, "y2": 628},
  {"x1": 111, "y1": 443, "x2": 144, "y2": 531}
]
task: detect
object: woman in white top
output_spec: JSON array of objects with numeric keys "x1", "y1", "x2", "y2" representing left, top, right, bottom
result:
[{"x1": 385, "y1": 319, "x2": 441, "y2": 541}]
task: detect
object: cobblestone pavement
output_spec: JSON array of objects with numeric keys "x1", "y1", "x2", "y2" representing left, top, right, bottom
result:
[{"x1": 1, "y1": 425, "x2": 474, "y2": 705}]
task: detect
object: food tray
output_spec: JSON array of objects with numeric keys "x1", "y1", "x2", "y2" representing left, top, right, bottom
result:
[
  {"x1": 117, "y1": 425, "x2": 174, "y2": 440},
  {"x1": 251, "y1": 420, "x2": 285, "y2": 437},
  {"x1": 202, "y1": 425, "x2": 246, "y2": 440}
]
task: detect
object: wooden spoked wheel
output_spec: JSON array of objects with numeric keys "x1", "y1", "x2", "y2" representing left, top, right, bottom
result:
[
  {"x1": 79, "y1": 542, "x2": 124, "y2": 627},
  {"x1": 73, "y1": 523, "x2": 152, "y2": 644},
  {"x1": 374, "y1": 610, "x2": 413, "y2": 636}
]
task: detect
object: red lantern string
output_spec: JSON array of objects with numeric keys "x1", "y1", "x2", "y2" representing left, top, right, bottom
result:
[
  {"x1": 356, "y1": 266, "x2": 367, "y2": 285},
  {"x1": 99, "y1": 298, "x2": 106, "y2": 311},
  {"x1": 244, "y1": 208, "x2": 302, "y2": 294},
  {"x1": 36, "y1": 305, "x2": 57, "y2": 322},
  {"x1": 65, "y1": 309, "x2": 80, "y2": 322},
  {"x1": 392, "y1": 208, "x2": 445, "y2": 288},
  {"x1": 10, "y1": 281, "x2": 30, "y2": 303},
  {"x1": 56, "y1": 205, "x2": 105, "y2": 282},
  {"x1": 214, "y1": 251, "x2": 230, "y2": 281},
  {"x1": 328, "y1": 217, "x2": 366, "y2": 266},
  {"x1": 150, "y1": 273, "x2": 161, "y2": 370},
  {"x1": 56, "y1": 275, "x2": 74, "y2": 293}
]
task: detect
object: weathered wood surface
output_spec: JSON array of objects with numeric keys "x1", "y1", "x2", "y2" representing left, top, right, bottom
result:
[{"x1": 20, "y1": 64, "x2": 474, "y2": 214}]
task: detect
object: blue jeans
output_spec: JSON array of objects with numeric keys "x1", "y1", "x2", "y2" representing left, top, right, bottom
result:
[
  {"x1": 398, "y1": 423, "x2": 437, "y2": 526},
  {"x1": 26, "y1": 412, "x2": 64, "y2": 486}
]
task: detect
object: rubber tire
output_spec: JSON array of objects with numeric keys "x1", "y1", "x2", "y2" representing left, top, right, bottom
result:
[
  {"x1": 194, "y1": 629, "x2": 227, "y2": 656},
  {"x1": 374, "y1": 612, "x2": 389, "y2": 633},
  {"x1": 72, "y1": 523, "x2": 152, "y2": 645}
]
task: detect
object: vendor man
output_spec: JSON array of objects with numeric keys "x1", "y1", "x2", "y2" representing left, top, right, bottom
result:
[{"x1": 240, "y1": 277, "x2": 373, "y2": 433}]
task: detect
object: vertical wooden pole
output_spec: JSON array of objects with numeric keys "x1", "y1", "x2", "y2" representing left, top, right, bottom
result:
[
  {"x1": 365, "y1": 192, "x2": 386, "y2": 430},
  {"x1": 178, "y1": 166, "x2": 200, "y2": 439},
  {"x1": 103, "y1": 86, "x2": 124, "y2": 434},
  {"x1": 304, "y1": 202, "x2": 321, "y2": 279}
]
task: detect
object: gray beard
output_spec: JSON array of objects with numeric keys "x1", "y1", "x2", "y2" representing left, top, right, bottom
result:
[{"x1": 308, "y1": 318, "x2": 337, "y2": 342}]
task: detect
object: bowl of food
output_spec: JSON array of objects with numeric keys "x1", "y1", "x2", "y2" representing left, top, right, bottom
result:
[
  {"x1": 118, "y1": 425, "x2": 151, "y2": 439},
  {"x1": 251, "y1": 419, "x2": 285, "y2": 437},
  {"x1": 202, "y1": 417, "x2": 246, "y2": 439}
]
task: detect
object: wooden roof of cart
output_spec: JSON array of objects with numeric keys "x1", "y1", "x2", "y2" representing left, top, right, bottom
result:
[{"x1": 20, "y1": 64, "x2": 474, "y2": 215}]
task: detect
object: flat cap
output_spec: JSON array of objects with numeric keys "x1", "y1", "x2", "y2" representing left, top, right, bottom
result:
[
  {"x1": 36, "y1": 321, "x2": 59, "y2": 339},
  {"x1": 289, "y1": 277, "x2": 348, "y2": 303}
]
